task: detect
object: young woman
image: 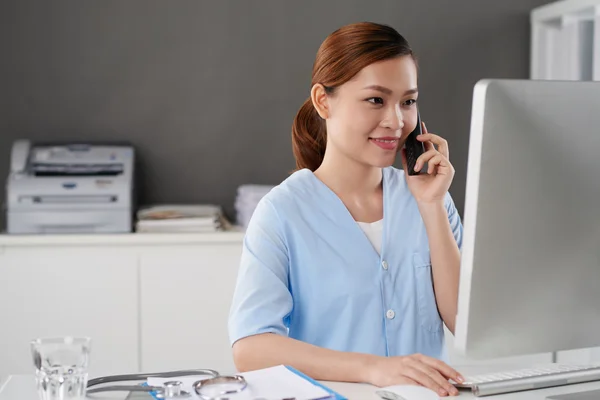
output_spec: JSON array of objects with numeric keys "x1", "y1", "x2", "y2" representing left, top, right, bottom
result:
[{"x1": 228, "y1": 22, "x2": 464, "y2": 397}]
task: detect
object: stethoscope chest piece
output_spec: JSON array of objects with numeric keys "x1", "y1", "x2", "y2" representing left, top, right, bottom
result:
[
  {"x1": 194, "y1": 375, "x2": 248, "y2": 399},
  {"x1": 157, "y1": 380, "x2": 191, "y2": 399}
]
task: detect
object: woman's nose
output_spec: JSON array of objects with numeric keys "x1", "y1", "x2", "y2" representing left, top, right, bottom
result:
[{"x1": 382, "y1": 105, "x2": 404, "y2": 130}]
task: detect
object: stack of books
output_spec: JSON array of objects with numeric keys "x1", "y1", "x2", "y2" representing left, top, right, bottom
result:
[{"x1": 135, "y1": 204, "x2": 229, "y2": 233}]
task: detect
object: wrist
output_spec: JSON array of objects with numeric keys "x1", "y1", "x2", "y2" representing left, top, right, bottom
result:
[
  {"x1": 417, "y1": 200, "x2": 446, "y2": 212},
  {"x1": 358, "y1": 353, "x2": 380, "y2": 384},
  {"x1": 417, "y1": 201, "x2": 448, "y2": 228}
]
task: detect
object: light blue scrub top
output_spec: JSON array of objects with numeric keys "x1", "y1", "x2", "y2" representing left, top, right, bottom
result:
[{"x1": 228, "y1": 166, "x2": 463, "y2": 360}]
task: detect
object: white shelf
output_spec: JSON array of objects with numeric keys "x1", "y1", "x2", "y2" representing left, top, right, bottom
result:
[
  {"x1": 532, "y1": 0, "x2": 600, "y2": 20},
  {"x1": 531, "y1": 0, "x2": 600, "y2": 80},
  {"x1": 0, "y1": 230, "x2": 245, "y2": 247}
]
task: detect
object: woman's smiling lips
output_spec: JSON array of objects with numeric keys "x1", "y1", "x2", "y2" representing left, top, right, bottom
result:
[{"x1": 369, "y1": 136, "x2": 400, "y2": 150}]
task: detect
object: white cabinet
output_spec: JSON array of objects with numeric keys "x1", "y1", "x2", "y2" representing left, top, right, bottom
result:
[
  {"x1": 0, "y1": 246, "x2": 138, "y2": 377},
  {"x1": 0, "y1": 232, "x2": 245, "y2": 377},
  {"x1": 139, "y1": 243, "x2": 242, "y2": 374}
]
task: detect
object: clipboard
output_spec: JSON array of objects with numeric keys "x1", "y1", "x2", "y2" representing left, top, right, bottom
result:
[{"x1": 144, "y1": 365, "x2": 347, "y2": 400}]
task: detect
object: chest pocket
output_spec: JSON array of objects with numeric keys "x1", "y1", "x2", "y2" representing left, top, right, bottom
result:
[{"x1": 413, "y1": 251, "x2": 443, "y2": 333}]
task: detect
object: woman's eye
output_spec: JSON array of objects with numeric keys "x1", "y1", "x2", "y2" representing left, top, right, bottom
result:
[
  {"x1": 367, "y1": 97, "x2": 384, "y2": 105},
  {"x1": 404, "y1": 99, "x2": 417, "y2": 106}
]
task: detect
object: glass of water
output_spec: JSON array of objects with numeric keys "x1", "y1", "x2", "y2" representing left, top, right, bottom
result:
[{"x1": 31, "y1": 337, "x2": 91, "y2": 400}]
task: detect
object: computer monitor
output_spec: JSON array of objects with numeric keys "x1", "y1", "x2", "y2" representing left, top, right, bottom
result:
[{"x1": 454, "y1": 79, "x2": 600, "y2": 360}]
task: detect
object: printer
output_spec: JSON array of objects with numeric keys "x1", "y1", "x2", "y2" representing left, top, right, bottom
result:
[{"x1": 5, "y1": 140, "x2": 135, "y2": 234}]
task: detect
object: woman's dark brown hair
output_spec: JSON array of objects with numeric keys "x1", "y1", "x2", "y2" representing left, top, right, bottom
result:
[{"x1": 291, "y1": 22, "x2": 415, "y2": 171}]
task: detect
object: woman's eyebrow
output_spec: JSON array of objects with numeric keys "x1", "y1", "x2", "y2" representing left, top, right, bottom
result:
[
  {"x1": 362, "y1": 85, "x2": 419, "y2": 95},
  {"x1": 362, "y1": 85, "x2": 392, "y2": 95}
]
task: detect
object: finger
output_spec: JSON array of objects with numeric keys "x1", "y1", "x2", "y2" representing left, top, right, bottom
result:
[
  {"x1": 417, "y1": 133, "x2": 449, "y2": 159},
  {"x1": 425, "y1": 154, "x2": 454, "y2": 176},
  {"x1": 415, "y1": 364, "x2": 459, "y2": 397},
  {"x1": 427, "y1": 154, "x2": 446, "y2": 175},
  {"x1": 403, "y1": 366, "x2": 449, "y2": 397},
  {"x1": 414, "y1": 149, "x2": 439, "y2": 171},
  {"x1": 419, "y1": 357, "x2": 465, "y2": 384}
]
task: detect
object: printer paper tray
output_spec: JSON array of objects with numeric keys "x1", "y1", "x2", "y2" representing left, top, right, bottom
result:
[
  {"x1": 7, "y1": 209, "x2": 131, "y2": 234},
  {"x1": 20, "y1": 195, "x2": 117, "y2": 204}
]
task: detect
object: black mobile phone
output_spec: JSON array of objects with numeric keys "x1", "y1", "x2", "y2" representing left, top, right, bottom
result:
[{"x1": 404, "y1": 111, "x2": 425, "y2": 176}]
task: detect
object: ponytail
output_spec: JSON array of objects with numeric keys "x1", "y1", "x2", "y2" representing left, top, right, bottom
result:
[{"x1": 291, "y1": 97, "x2": 327, "y2": 171}]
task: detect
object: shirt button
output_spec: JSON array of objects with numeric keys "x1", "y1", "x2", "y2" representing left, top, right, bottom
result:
[
  {"x1": 386, "y1": 309, "x2": 395, "y2": 319},
  {"x1": 381, "y1": 260, "x2": 388, "y2": 270}
]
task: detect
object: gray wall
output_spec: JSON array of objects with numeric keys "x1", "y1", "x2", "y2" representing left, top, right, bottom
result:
[{"x1": 0, "y1": 0, "x2": 552, "y2": 226}]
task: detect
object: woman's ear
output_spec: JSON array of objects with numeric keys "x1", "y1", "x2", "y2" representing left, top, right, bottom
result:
[{"x1": 310, "y1": 83, "x2": 330, "y2": 120}]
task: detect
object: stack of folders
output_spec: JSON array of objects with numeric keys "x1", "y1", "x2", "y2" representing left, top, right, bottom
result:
[
  {"x1": 147, "y1": 365, "x2": 347, "y2": 400},
  {"x1": 135, "y1": 204, "x2": 231, "y2": 233},
  {"x1": 235, "y1": 184, "x2": 274, "y2": 230}
]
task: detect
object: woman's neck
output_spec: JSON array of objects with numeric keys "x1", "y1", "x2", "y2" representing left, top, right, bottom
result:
[{"x1": 313, "y1": 151, "x2": 383, "y2": 198}]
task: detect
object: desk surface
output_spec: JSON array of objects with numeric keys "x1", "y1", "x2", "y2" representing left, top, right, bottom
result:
[{"x1": 3, "y1": 366, "x2": 600, "y2": 400}]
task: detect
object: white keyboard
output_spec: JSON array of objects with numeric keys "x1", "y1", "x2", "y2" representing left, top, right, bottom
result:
[{"x1": 453, "y1": 364, "x2": 600, "y2": 397}]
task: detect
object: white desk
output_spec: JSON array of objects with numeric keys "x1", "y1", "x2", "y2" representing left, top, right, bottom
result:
[
  {"x1": 3, "y1": 366, "x2": 600, "y2": 400},
  {"x1": 323, "y1": 379, "x2": 600, "y2": 399}
]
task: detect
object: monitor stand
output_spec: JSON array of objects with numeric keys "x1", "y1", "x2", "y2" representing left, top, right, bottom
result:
[{"x1": 547, "y1": 389, "x2": 600, "y2": 400}]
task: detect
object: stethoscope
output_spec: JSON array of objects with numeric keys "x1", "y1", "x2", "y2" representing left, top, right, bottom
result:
[{"x1": 86, "y1": 369, "x2": 248, "y2": 400}]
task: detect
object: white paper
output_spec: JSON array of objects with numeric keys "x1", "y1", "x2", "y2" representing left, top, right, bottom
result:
[{"x1": 147, "y1": 365, "x2": 332, "y2": 400}]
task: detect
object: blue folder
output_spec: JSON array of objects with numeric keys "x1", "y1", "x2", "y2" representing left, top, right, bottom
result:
[{"x1": 284, "y1": 365, "x2": 348, "y2": 400}]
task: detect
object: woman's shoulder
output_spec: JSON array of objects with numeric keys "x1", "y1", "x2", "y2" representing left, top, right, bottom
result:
[{"x1": 250, "y1": 168, "x2": 319, "y2": 220}]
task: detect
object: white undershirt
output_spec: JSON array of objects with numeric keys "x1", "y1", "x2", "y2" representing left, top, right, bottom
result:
[{"x1": 356, "y1": 218, "x2": 384, "y2": 255}]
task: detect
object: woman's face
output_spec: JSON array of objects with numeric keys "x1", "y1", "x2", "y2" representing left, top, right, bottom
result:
[{"x1": 319, "y1": 55, "x2": 419, "y2": 168}]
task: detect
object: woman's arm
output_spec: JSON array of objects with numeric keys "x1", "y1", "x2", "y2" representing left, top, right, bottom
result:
[
  {"x1": 233, "y1": 333, "x2": 372, "y2": 382},
  {"x1": 233, "y1": 333, "x2": 463, "y2": 396},
  {"x1": 418, "y1": 201, "x2": 461, "y2": 334}
]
